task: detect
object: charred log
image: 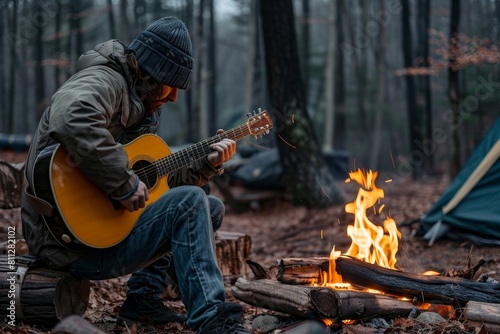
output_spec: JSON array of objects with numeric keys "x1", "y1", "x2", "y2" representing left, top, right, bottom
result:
[
  {"x1": 231, "y1": 277, "x2": 414, "y2": 322},
  {"x1": 336, "y1": 256, "x2": 500, "y2": 306}
]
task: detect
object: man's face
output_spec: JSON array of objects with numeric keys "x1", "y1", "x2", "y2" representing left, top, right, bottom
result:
[{"x1": 154, "y1": 85, "x2": 178, "y2": 109}]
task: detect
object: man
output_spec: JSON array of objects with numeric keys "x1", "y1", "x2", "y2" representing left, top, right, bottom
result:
[{"x1": 22, "y1": 17, "x2": 251, "y2": 334}]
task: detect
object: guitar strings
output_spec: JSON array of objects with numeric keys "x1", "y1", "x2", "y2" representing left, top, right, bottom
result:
[
  {"x1": 133, "y1": 125, "x2": 252, "y2": 182},
  {"x1": 134, "y1": 113, "x2": 270, "y2": 181}
]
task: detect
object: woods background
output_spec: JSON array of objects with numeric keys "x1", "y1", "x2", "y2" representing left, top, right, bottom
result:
[{"x1": 0, "y1": 0, "x2": 499, "y2": 189}]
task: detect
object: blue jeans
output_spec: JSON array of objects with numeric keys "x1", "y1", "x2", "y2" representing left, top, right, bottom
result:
[{"x1": 68, "y1": 186, "x2": 226, "y2": 330}]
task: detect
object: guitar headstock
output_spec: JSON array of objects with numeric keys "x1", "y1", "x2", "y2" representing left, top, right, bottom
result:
[{"x1": 247, "y1": 109, "x2": 273, "y2": 138}]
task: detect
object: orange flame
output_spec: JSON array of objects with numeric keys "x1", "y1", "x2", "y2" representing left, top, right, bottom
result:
[{"x1": 342, "y1": 169, "x2": 401, "y2": 270}]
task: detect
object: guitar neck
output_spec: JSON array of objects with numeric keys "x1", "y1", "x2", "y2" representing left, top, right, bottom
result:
[{"x1": 155, "y1": 124, "x2": 251, "y2": 177}]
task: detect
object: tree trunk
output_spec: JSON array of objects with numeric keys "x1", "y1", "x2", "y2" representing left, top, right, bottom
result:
[
  {"x1": 106, "y1": 0, "x2": 116, "y2": 39},
  {"x1": 0, "y1": 3, "x2": 5, "y2": 132},
  {"x1": 323, "y1": 0, "x2": 335, "y2": 151},
  {"x1": 259, "y1": 0, "x2": 344, "y2": 207},
  {"x1": 194, "y1": 0, "x2": 206, "y2": 142},
  {"x1": 54, "y1": 2, "x2": 63, "y2": 88},
  {"x1": 369, "y1": 0, "x2": 387, "y2": 169},
  {"x1": 334, "y1": 0, "x2": 346, "y2": 151},
  {"x1": 401, "y1": 0, "x2": 421, "y2": 179},
  {"x1": 448, "y1": 0, "x2": 461, "y2": 179},
  {"x1": 207, "y1": 0, "x2": 217, "y2": 136},
  {"x1": 243, "y1": 0, "x2": 257, "y2": 115},
  {"x1": 7, "y1": 0, "x2": 18, "y2": 133},
  {"x1": 34, "y1": 1, "x2": 45, "y2": 121},
  {"x1": 300, "y1": 0, "x2": 310, "y2": 106},
  {"x1": 343, "y1": 2, "x2": 367, "y2": 132},
  {"x1": 416, "y1": 0, "x2": 433, "y2": 173},
  {"x1": 119, "y1": 0, "x2": 131, "y2": 42}
]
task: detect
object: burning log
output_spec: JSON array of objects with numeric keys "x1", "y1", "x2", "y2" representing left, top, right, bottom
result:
[
  {"x1": 336, "y1": 256, "x2": 500, "y2": 306},
  {"x1": 276, "y1": 257, "x2": 329, "y2": 284},
  {"x1": 231, "y1": 277, "x2": 415, "y2": 322}
]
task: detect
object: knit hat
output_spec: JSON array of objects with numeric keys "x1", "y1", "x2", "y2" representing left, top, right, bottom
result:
[{"x1": 128, "y1": 17, "x2": 193, "y2": 89}]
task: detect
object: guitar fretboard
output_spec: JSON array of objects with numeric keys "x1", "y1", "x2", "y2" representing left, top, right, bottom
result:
[{"x1": 154, "y1": 124, "x2": 251, "y2": 176}]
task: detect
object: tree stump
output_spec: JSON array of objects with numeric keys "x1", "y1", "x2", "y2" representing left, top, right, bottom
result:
[
  {"x1": 215, "y1": 231, "x2": 251, "y2": 277},
  {"x1": 0, "y1": 255, "x2": 90, "y2": 328}
]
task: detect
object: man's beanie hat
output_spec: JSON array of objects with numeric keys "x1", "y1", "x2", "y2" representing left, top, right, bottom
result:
[{"x1": 128, "y1": 17, "x2": 193, "y2": 89}]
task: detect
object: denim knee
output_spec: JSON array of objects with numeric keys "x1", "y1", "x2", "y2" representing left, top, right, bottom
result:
[{"x1": 208, "y1": 195, "x2": 225, "y2": 231}]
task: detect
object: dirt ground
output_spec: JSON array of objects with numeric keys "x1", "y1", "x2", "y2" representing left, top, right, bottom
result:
[{"x1": 1, "y1": 149, "x2": 499, "y2": 333}]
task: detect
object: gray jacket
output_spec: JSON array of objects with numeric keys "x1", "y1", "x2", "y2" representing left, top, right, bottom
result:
[{"x1": 22, "y1": 40, "x2": 220, "y2": 268}]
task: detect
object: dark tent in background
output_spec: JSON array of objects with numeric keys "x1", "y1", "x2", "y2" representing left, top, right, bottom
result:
[{"x1": 418, "y1": 118, "x2": 500, "y2": 246}]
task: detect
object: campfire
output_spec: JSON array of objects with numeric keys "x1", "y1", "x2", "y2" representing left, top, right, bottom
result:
[
  {"x1": 232, "y1": 169, "x2": 500, "y2": 331},
  {"x1": 316, "y1": 168, "x2": 401, "y2": 288}
]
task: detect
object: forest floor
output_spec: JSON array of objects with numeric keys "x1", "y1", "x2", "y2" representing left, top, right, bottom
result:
[{"x1": 1, "y1": 150, "x2": 499, "y2": 333}]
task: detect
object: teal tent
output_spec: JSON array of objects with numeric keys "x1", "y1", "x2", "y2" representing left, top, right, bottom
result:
[{"x1": 419, "y1": 118, "x2": 500, "y2": 246}]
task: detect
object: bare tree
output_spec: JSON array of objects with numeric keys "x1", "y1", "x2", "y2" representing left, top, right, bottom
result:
[
  {"x1": 207, "y1": 0, "x2": 217, "y2": 135},
  {"x1": 0, "y1": 3, "x2": 5, "y2": 131},
  {"x1": 323, "y1": 0, "x2": 335, "y2": 151},
  {"x1": 300, "y1": 0, "x2": 310, "y2": 105},
  {"x1": 244, "y1": 0, "x2": 257, "y2": 115},
  {"x1": 107, "y1": 0, "x2": 116, "y2": 38},
  {"x1": 260, "y1": 0, "x2": 344, "y2": 207},
  {"x1": 34, "y1": 1, "x2": 45, "y2": 121},
  {"x1": 119, "y1": 0, "x2": 131, "y2": 42},
  {"x1": 334, "y1": 0, "x2": 347, "y2": 151},
  {"x1": 416, "y1": 0, "x2": 432, "y2": 172},
  {"x1": 401, "y1": 0, "x2": 421, "y2": 179},
  {"x1": 6, "y1": 0, "x2": 18, "y2": 133},
  {"x1": 369, "y1": 0, "x2": 387, "y2": 170},
  {"x1": 448, "y1": 0, "x2": 461, "y2": 178},
  {"x1": 54, "y1": 1, "x2": 63, "y2": 88},
  {"x1": 193, "y1": 0, "x2": 205, "y2": 141}
]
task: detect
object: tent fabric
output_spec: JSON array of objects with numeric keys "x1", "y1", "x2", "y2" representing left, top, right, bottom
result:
[{"x1": 419, "y1": 118, "x2": 500, "y2": 245}]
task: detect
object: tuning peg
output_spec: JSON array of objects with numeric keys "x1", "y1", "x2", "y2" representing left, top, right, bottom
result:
[{"x1": 247, "y1": 113, "x2": 252, "y2": 118}]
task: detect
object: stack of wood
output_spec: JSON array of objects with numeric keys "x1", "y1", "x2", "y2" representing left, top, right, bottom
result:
[{"x1": 232, "y1": 255, "x2": 500, "y2": 323}]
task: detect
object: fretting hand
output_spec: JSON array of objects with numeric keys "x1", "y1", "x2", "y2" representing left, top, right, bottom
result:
[{"x1": 207, "y1": 129, "x2": 236, "y2": 167}]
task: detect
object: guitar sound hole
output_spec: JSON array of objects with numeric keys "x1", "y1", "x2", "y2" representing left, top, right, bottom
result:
[{"x1": 132, "y1": 160, "x2": 157, "y2": 189}]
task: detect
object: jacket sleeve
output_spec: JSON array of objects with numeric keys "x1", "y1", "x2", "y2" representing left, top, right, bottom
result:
[{"x1": 47, "y1": 67, "x2": 137, "y2": 199}]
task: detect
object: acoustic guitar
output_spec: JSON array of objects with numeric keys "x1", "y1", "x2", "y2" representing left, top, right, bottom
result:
[{"x1": 32, "y1": 110, "x2": 272, "y2": 249}]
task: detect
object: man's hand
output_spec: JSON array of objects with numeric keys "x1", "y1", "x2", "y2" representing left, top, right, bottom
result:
[
  {"x1": 207, "y1": 129, "x2": 236, "y2": 167},
  {"x1": 120, "y1": 181, "x2": 149, "y2": 212}
]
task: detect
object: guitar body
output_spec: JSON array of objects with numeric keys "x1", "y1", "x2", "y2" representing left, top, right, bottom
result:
[
  {"x1": 31, "y1": 110, "x2": 272, "y2": 249},
  {"x1": 40, "y1": 134, "x2": 171, "y2": 249}
]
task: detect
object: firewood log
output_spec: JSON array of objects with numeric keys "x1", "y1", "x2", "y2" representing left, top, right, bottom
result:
[
  {"x1": 276, "y1": 257, "x2": 329, "y2": 284},
  {"x1": 0, "y1": 255, "x2": 89, "y2": 328},
  {"x1": 215, "y1": 231, "x2": 251, "y2": 277},
  {"x1": 336, "y1": 256, "x2": 500, "y2": 306},
  {"x1": 463, "y1": 301, "x2": 500, "y2": 333},
  {"x1": 231, "y1": 277, "x2": 414, "y2": 322}
]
